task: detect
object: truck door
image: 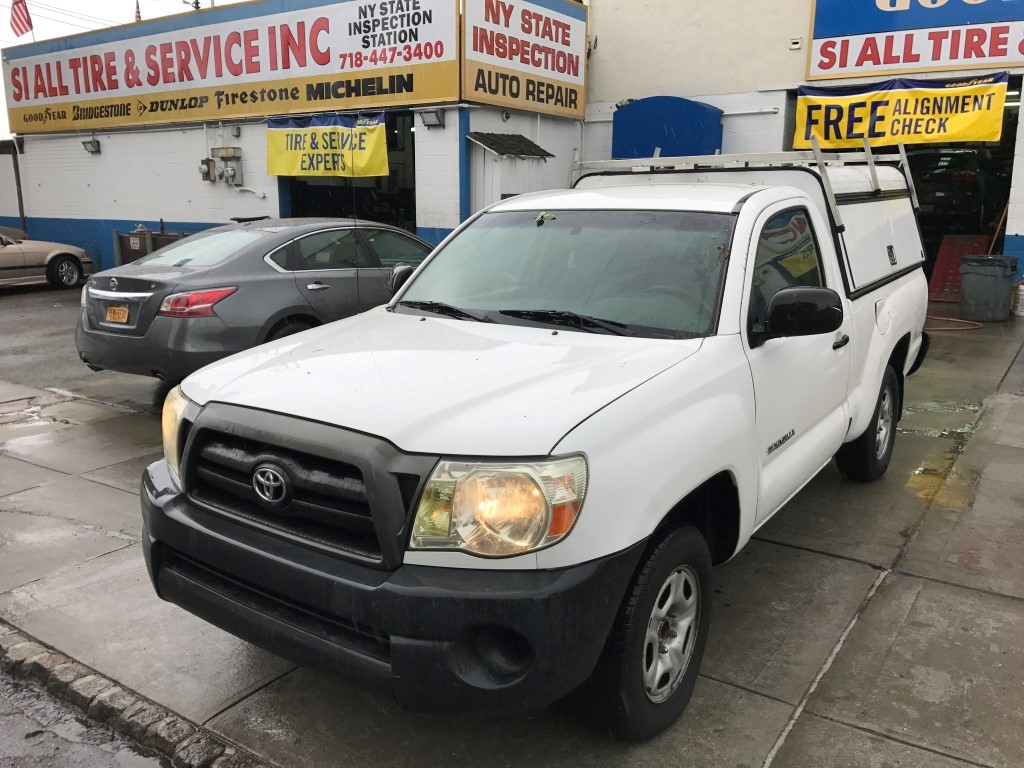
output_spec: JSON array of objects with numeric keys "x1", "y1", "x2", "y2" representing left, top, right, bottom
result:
[{"x1": 742, "y1": 205, "x2": 851, "y2": 523}]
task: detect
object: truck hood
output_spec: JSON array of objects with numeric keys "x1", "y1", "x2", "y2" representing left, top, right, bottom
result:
[{"x1": 181, "y1": 307, "x2": 702, "y2": 456}]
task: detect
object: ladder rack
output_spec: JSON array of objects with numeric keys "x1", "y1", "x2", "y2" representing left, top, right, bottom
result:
[{"x1": 567, "y1": 139, "x2": 920, "y2": 234}]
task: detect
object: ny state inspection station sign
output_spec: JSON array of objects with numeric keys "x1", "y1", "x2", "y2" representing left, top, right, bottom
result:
[{"x1": 810, "y1": 0, "x2": 1024, "y2": 80}]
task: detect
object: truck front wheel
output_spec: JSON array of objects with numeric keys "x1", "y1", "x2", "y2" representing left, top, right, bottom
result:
[
  {"x1": 835, "y1": 365, "x2": 899, "y2": 482},
  {"x1": 589, "y1": 526, "x2": 712, "y2": 741}
]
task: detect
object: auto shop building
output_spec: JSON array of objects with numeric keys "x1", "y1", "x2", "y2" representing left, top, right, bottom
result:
[{"x1": 0, "y1": 0, "x2": 587, "y2": 269}]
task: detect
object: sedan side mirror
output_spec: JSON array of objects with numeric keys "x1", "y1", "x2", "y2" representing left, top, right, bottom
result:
[
  {"x1": 757, "y1": 287, "x2": 844, "y2": 345},
  {"x1": 387, "y1": 264, "x2": 415, "y2": 295}
]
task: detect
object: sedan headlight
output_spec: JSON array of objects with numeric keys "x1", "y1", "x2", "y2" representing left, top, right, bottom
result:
[
  {"x1": 409, "y1": 456, "x2": 588, "y2": 557},
  {"x1": 161, "y1": 386, "x2": 191, "y2": 483}
]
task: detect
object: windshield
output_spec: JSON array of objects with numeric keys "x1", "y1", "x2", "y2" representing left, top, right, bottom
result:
[
  {"x1": 134, "y1": 230, "x2": 264, "y2": 268},
  {"x1": 396, "y1": 210, "x2": 735, "y2": 339}
]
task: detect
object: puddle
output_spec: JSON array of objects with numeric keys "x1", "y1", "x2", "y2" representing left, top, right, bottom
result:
[{"x1": 0, "y1": 673, "x2": 169, "y2": 767}]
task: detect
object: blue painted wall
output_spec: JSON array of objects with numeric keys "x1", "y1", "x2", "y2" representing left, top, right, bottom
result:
[
  {"x1": 1002, "y1": 235, "x2": 1024, "y2": 283},
  {"x1": 612, "y1": 96, "x2": 724, "y2": 160},
  {"x1": 416, "y1": 227, "x2": 454, "y2": 246},
  {"x1": 0, "y1": 216, "x2": 217, "y2": 272}
]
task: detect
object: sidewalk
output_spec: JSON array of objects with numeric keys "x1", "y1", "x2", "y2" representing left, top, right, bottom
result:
[{"x1": 1, "y1": 316, "x2": 1023, "y2": 767}]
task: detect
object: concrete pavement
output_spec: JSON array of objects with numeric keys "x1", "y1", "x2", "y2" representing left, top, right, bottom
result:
[{"x1": 1, "y1": 285, "x2": 1024, "y2": 767}]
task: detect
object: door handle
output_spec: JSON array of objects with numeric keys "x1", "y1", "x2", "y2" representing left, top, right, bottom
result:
[
  {"x1": 832, "y1": 334, "x2": 850, "y2": 350},
  {"x1": 306, "y1": 282, "x2": 331, "y2": 292}
]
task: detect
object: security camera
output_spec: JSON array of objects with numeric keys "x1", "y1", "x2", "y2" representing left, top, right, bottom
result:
[{"x1": 501, "y1": 111, "x2": 512, "y2": 122}]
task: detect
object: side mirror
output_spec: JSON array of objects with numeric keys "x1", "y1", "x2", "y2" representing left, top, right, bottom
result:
[
  {"x1": 757, "y1": 287, "x2": 843, "y2": 345},
  {"x1": 387, "y1": 264, "x2": 415, "y2": 295}
]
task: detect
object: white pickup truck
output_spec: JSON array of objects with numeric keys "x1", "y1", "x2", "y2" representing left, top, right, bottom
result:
[{"x1": 143, "y1": 150, "x2": 929, "y2": 740}]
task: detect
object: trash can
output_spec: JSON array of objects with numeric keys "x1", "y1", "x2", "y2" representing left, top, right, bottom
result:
[{"x1": 959, "y1": 255, "x2": 1018, "y2": 323}]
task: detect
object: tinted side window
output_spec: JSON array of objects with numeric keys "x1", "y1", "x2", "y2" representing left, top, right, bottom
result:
[
  {"x1": 268, "y1": 246, "x2": 291, "y2": 271},
  {"x1": 296, "y1": 230, "x2": 368, "y2": 269},
  {"x1": 749, "y1": 209, "x2": 823, "y2": 331},
  {"x1": 365, "y1": 229, "x2": 432, "y2": 266}
]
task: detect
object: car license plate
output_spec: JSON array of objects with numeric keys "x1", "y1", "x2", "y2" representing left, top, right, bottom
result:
[
  {"x1": 105, "y1": 305, "x2": 130, "y2": 324},
  {"x1": 918, "y1": 204, "x2": 934, "y2": 213}
]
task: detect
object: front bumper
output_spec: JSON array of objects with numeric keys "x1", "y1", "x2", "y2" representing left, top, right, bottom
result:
[
  {"x1": 75, "y1": 310, "x2": 248, "y2": 381},
  {"x1": 141, "y1": 459, "x2": 644, "y2": 713}
]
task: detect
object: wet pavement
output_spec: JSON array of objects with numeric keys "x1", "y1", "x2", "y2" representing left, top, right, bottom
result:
[
  {"x1": 0, "y1": 672, "x2": 168, "y2": 767},
  {"x1": 2, "y1": 284, "x2": 1024, "y2": 767}
]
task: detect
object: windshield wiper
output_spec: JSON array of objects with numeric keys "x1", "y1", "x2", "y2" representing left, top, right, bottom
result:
[
  {"x1": 498, "y1": 309, "x2": 635, "y2": 336},
  {"x1": 396, "y1": 300, "x2": 494, "y2": 323}
]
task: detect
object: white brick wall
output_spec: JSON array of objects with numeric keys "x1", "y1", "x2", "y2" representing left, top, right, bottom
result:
[
  {"x1": 19, "y1": 123, "x2": 279, "y2": 225},
  {"x1": 0, "y1": 154, "x2": 19, "y2": 221},
  {"x1": 584, "y1": 91, "x2": 788, "y2": 164},
  {"x1": 414, "y1": 107, "x2": 462, "y2": 234}
]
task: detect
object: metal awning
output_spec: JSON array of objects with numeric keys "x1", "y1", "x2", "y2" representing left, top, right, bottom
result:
[{"x1": 466, "y1": 132, "x2": 554, "y2": 159}]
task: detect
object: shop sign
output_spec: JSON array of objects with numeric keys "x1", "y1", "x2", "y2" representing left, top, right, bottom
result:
[
  {"x1": 794, "y1": 72, "x2": 1007, "y2": 150},
  {"x1": 266, "y1": 113, "x2": 389, "y2": 176},
  {"x1": 810, "y1": 0, "x2": 1024, "y2": 80},
  {"x1": 463, "y1": 0, "x2": 587, "y2": 119},
  {"x1": 2, "y1": 0, "x2": 459, "y2": 134}
]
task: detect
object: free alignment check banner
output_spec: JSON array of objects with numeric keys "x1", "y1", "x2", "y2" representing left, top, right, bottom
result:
[{"x1": 794, "y1": 72, "x2": 1008, "y2": 150}]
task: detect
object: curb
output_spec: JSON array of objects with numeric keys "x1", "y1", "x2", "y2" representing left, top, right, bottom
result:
[{"x1": 0, "y1": 620, "x2": 268, "y2": 768}]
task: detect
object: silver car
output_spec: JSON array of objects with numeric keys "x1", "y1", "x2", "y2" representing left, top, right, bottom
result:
[{"x1": 0, "y1": 226, "x2": 93, "y2": 289}]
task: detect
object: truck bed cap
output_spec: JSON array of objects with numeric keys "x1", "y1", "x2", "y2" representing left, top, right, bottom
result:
[{"x1": 491, "y1": 184, "x2": 763, "y2": 214}]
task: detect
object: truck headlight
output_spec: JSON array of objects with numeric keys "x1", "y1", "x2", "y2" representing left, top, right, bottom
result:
[
  {"x1": 409, "y1": 455, "x2": 588, "y2": 557},
  {"x1": 161, "y1": 386, "x2": 191, "y2": 483}
]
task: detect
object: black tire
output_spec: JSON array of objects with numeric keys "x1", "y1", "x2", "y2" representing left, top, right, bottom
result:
[
  {"x1": 835, "y1": 365, "x2": 899, "y2": 482},
  {"x1": 265, "y1": 318, "x2": 314, "y2": 342},
  {"x1": 46, "y1": 255, "x2": 82, "y2": 289},
  {"x1": 588, "y1": 526, "x2": 712, "y2": 741}
]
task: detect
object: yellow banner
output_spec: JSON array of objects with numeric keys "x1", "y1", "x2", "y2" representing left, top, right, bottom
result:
[
  {"x1": 794, "y1": 73, "x2": 1007, "y2": 150},
  {"x1": 267, "y1": 114, "x2": 389, "y2": 177}
]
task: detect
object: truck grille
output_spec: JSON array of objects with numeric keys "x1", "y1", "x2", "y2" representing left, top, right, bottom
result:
[{"x1": 187, "y1": 431, "x2": 386, "y2": 563}]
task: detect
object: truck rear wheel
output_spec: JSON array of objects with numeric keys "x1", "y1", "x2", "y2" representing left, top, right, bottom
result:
[
  {"x1": 835, "y1": 365, "x2": 899, "y2": 482},
  {"x1": 588, "y1": 526, "x2": 712, "y2": 741}
]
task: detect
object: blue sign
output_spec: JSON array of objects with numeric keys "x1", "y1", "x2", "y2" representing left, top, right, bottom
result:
[
  {"x1": 814, "y1": 0, "x2": 1024, "y2": 39},
  {"x1": 810, "y1": 0, "x2": 1024, "y2": 79}
]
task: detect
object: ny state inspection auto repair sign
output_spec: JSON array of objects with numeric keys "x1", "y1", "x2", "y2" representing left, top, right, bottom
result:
[
  {"x1": 810, "y1": 0, "x2": 1024, "y2": 80},
  {"x1": 3, "y1": 0, "x2": 459, "y2": 133},
  {"x1": 463, "y1": 0, "x2": 587, "y2": 119}
]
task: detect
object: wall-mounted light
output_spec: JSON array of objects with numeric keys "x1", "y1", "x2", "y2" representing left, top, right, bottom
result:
[
  {"x1": 419, "y1": 109, "x2": 445, "y2": 129},
  {"x1": 82, "y1": 139, "x2": 101, "y2": 154}
]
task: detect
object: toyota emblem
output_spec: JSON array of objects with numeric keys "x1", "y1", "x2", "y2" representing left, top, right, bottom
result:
[
  {"x1": 252, "y1": 465, "x2": 288, "y2": 505},
  {"x1": 109, "y1": 277, "x2": 118, "y2": 291}
]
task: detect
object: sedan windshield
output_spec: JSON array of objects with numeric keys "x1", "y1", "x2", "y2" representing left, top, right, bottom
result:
[
  {"x1": 135, "y1": 230, "x2": 264, "y2": 268},
  {"x1": 396, "y1": 210, "x2": 736, "y2": 339}
]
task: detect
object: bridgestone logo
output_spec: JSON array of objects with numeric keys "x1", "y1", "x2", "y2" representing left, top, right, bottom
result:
[{"x1": 73, "y1": 103, "x2": 131, "y2": 121}]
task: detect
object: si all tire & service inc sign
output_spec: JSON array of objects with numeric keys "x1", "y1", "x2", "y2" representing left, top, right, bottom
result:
[{"x1": 810, "y1": 0, "x2": 1024, "y2": 79}]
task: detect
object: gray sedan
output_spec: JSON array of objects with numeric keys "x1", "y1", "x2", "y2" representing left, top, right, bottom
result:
[{"x1": 75, "y1": 218, "x2": 432, "y2": 383}]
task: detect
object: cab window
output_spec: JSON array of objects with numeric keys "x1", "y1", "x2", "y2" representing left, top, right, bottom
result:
[
  {"x1": 365, "y1": 229, "x2": 432, "y2": 267},
  {"x1": 748, "y1": 209, "x2": 823, "y2": 332},
  {"x1": 296, "y1": 229, "x2": 369, "y2": 269}
]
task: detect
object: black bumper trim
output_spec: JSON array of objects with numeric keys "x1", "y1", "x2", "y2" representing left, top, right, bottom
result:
[{"x1": 142, "y1": 460, "x2": 645, "y2": 713}]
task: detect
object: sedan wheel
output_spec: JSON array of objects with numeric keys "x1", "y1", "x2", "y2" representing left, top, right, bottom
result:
[{"x1": 48, "y1": 256, "x2": 82, "y2": 289}]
